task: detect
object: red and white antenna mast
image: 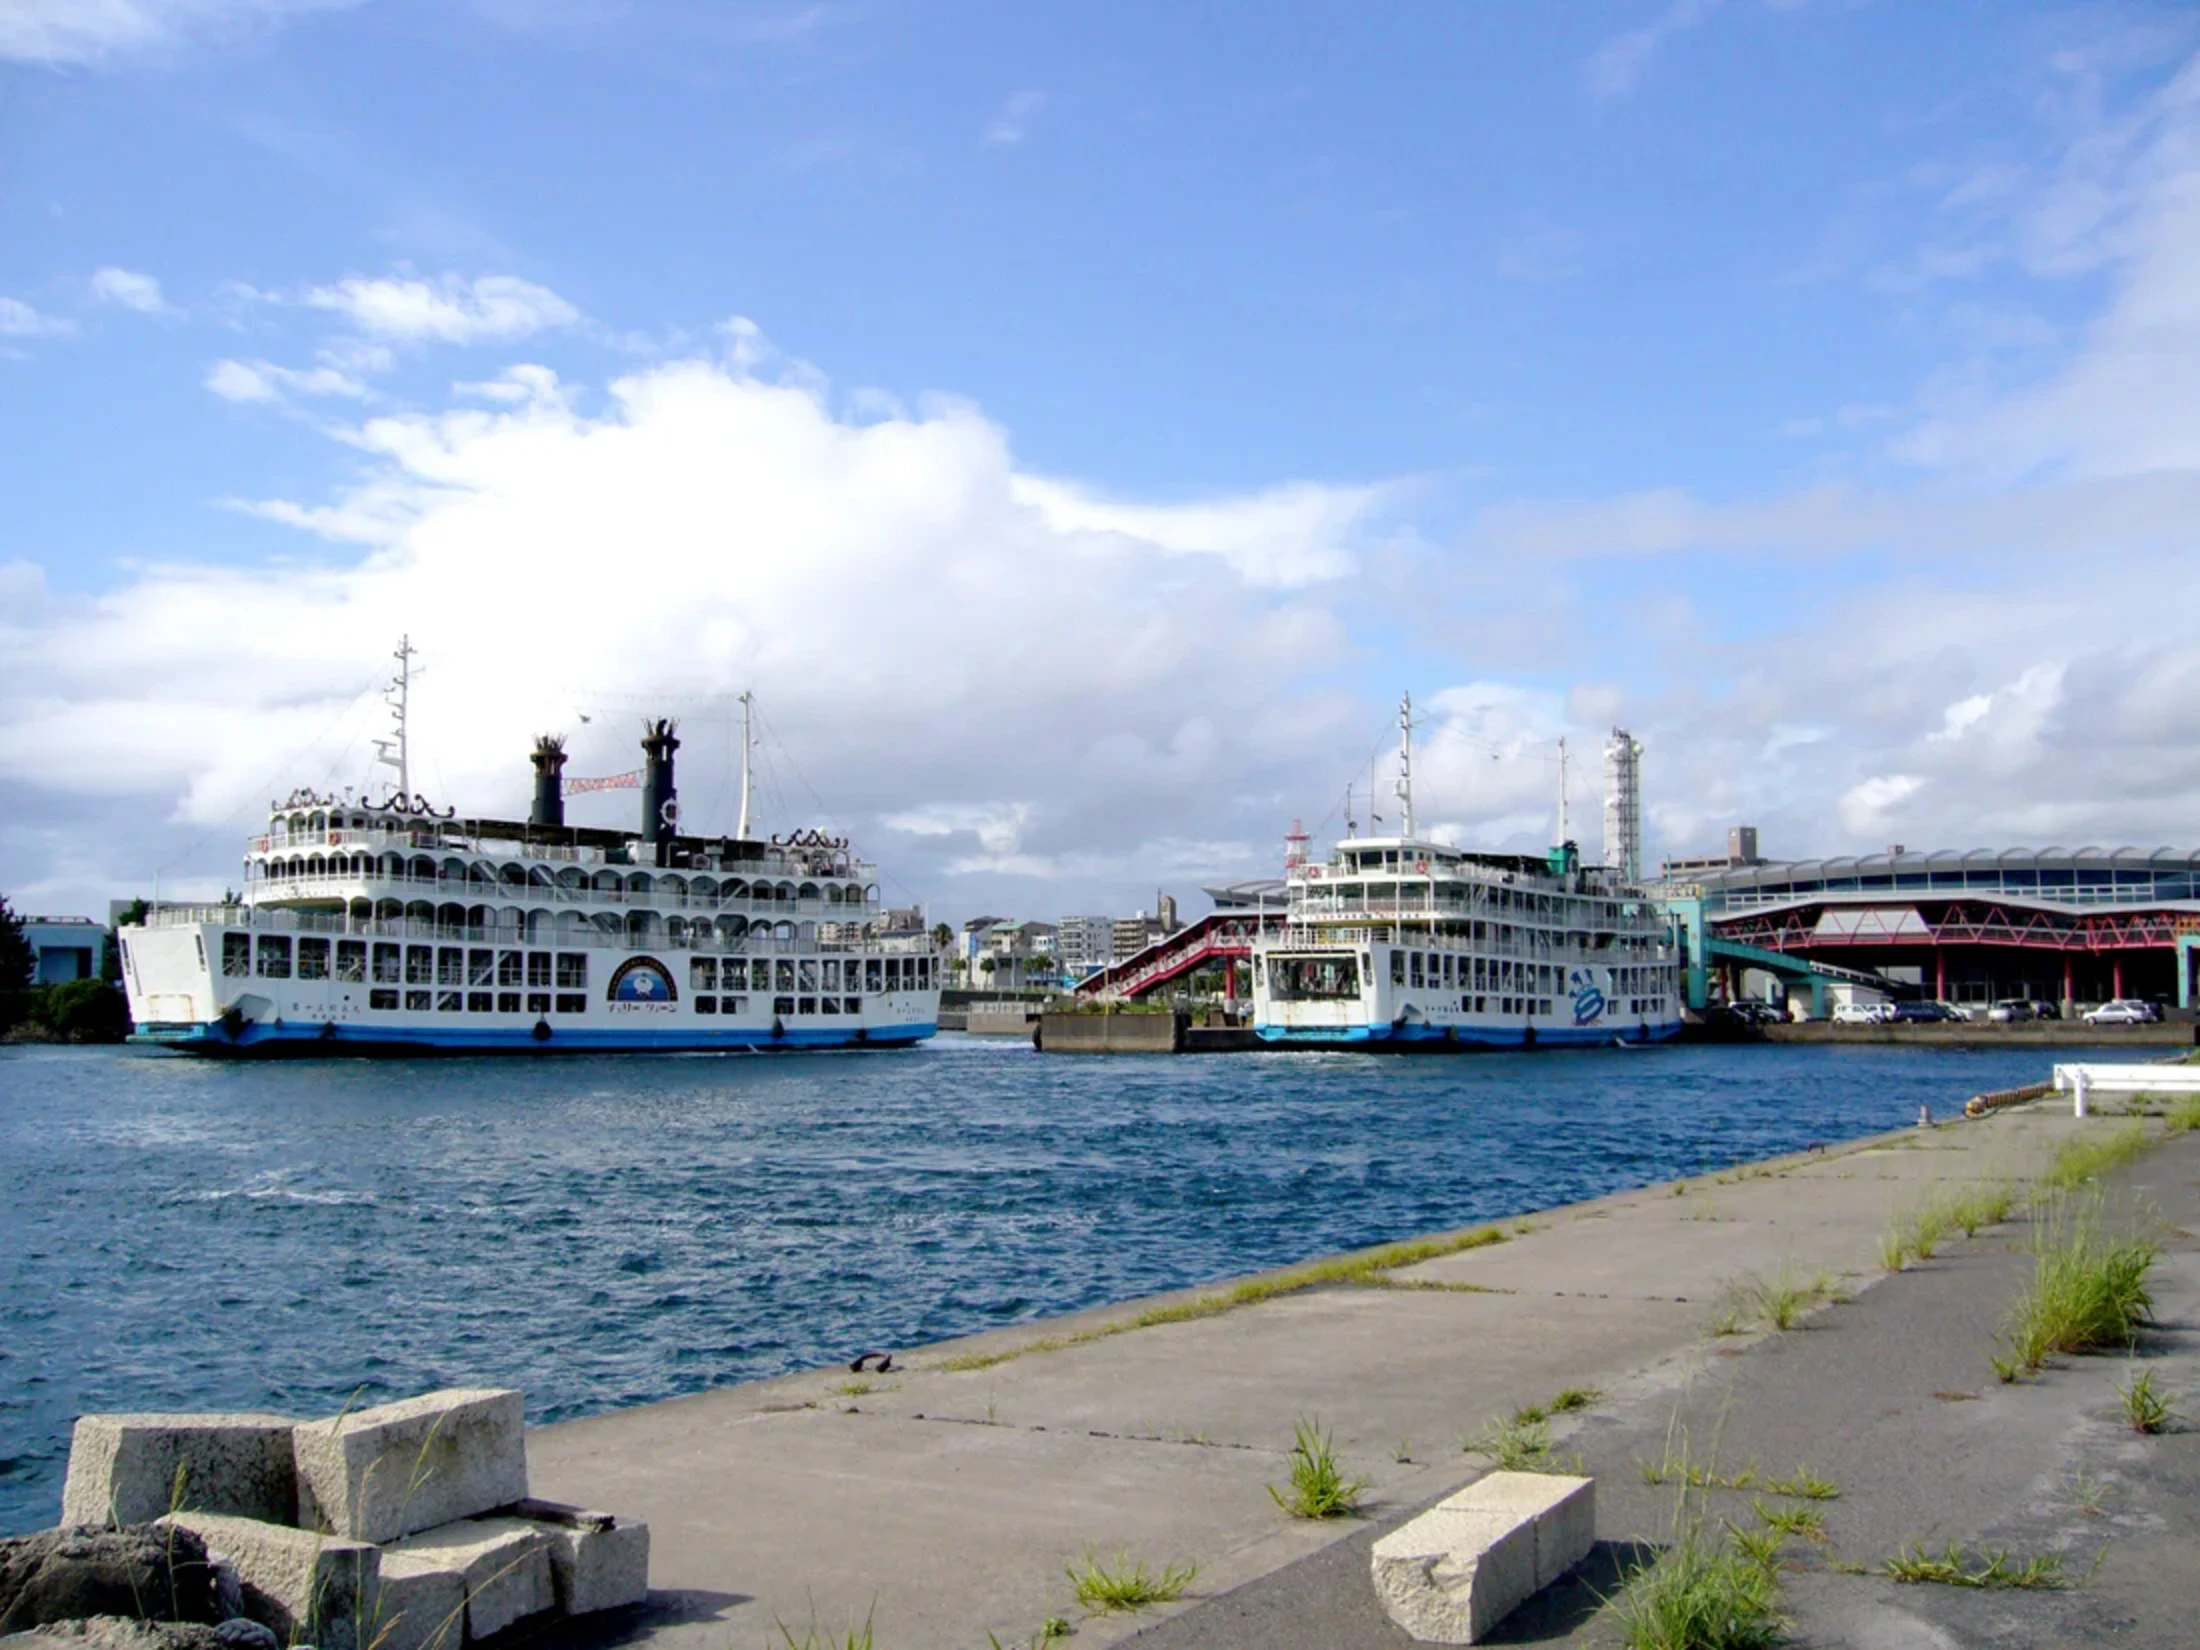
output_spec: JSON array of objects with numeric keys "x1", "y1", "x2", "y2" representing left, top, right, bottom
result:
[{"x1": 1284, "y1": 818, "x2": 1310, "y2": 871}]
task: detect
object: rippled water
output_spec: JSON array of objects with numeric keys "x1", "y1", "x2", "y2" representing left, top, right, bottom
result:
[{"x1": 0, "y1": 1035, "x2": 2088, "y2": 1534}]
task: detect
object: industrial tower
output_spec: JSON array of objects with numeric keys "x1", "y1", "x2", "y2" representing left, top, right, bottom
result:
[{"x1": 1604, "y1": 728, "x2": 1643, "y2": 883}]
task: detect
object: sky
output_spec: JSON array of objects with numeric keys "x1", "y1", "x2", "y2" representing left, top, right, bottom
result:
[{"x1": 4, "y1": 0, "x2": 2199, "y2": 925}]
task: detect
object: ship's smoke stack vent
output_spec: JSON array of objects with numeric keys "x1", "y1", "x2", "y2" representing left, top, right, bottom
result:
[
  {"x1": 641, "y1": 719, "x2": 680, "y2": 867},
  {"x1": 530, "y1": 734, "x2": 568, "y2": 828}
]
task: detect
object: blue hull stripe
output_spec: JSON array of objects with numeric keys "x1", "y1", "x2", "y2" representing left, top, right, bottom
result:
[
  {"x1": 132, "y1": 1020, "x2": 938, "y2": 1056},
  {"x1": 1253, "y1": 1019, "x2": 1684, "y2": 1050}
]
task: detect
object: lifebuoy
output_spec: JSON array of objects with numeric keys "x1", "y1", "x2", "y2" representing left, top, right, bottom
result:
[
  {"x1": 1307, "y1": 866, "x2": 1323, "y2": 879},
  {"x1": 1415, "y1": 859, "x2": 1430, "y2": 874}
]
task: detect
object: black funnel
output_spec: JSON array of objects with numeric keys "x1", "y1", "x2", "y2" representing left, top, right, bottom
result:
[
  {"x1": 641, "y1": 719, "x2": 680, "y2": 866},
  {"x1": 530, "y1": 735, "x2": 567, "y2": 828}
]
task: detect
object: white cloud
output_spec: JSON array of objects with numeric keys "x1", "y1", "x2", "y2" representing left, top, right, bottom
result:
[
  {"x1": 88, "y1": 267, "x2": 171, "y2": 314},
  {"x1": 204, "y1": 357, "x2": 370, "y2": 402},
  {"x1": 983, "y1": 90, "x2": 1045, "y2": 147},
  {"x1": 0, "y1": 349, "x2": 1377, "y2": 915},
  {"x1": 1584, "y1": 0, "x2": 1721, "y2": 101},
  {"x1": 304, "y1": 272, "x2": 581, "y2": 345},
  {"x1": 0, "y1": 0, "x2": 351, "y2": 64},
  {"x1": 1838, "y1": 774, "x2": 1925, "y2": 838},
  {"x1": 0, "y1": 296, "x2": 74, "y2": 338}
]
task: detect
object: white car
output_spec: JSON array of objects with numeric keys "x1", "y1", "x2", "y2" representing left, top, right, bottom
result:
[
  {"x1": 1832, "y1": 1000, "x2": 1891, "y2": 1025},
  {"x1": 2083, "y1": 999, "x2": 2152, "y2": 1026}
]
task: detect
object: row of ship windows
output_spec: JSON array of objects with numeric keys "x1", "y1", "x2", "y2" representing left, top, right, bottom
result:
[
  {"x1": 1319, "y1": 876, "x2": 1648, "y2": 921},
  {"x1": 219, "y1": 934, "x2": 936, "y2": 992},
  {"x1": 355, "y1": 991, "x2": 873, "y2": 1018},
  {"x1": 1443, "y1": 997, "x2": 1665, "y2": 1019},
  {"x1": 1391, "y1": 951, "x2": 1669, "y2": 997}
]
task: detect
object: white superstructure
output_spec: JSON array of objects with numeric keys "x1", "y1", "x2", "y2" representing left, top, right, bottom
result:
[
  {"x1": 1250, "y1": 697, "x2": 1683, "y2": 1048},
  {"x1": 119, "y1": 648, "x2": 941, "y2": 1056}
]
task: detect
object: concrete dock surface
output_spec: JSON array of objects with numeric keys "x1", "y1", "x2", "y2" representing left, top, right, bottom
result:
[{"x1": 529, "y1": 1102, "x2": 2199, "y2": 1649}]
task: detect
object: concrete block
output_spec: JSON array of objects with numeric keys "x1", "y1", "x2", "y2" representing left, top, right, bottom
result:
[
  {"x1": 62, "y1": 1415, "x2": 299, "y2": 1529},
  {"x1": 292, "y1": 1391, "x2": 526, "y2": 1545},
  {"x1": 158, "y1": 1513, "x2": 377, "y2": 1650},
  {"x1": 536, "y1": 1521, "x2": 649, "y2": 1616},
  {"x1": 369, "y1": 1554, "x2": 467, "y2": 1650},
  {"x1": 380, "y1": 1520, "x2": 552, "y2": 1642},
  {"x1": 1370, "y1": 1473, "x2": 1594, "y2": 1645}
]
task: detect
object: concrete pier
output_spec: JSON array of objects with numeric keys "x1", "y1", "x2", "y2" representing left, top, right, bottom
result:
[{"x1": 527, "y1": 1098, "x2": 2197, "y2": 1650}]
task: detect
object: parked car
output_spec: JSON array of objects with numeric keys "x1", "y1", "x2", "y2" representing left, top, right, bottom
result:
[
  {"x1": 1987, "y1": 999, "x2": 2036, "y2": 1023},
  {"x1": 1733, "y1": 1001, "x2": 1785, "y2": 1025},
  {"x1": 1935, "y1": 1001, "x2": 1976, "y2": 1022},
  {"x1": 1894, "y1": 1001, "x2": 1956, "y2": 1023},
  {"x1": 1832, "y1": 1000, "x2": 1891, "y2": 1025},
  {"x1": 2029, "y1": 1000, "x2": 2061, "y2": 1021},
  {"x1": 2083, "y1": 999, "x2": 2152, "y2": 1026}
]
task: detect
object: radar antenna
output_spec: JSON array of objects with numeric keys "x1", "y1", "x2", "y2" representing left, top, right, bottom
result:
[{"x1": 1395, "y1": 691, "x2": 1416, "y2": 839}]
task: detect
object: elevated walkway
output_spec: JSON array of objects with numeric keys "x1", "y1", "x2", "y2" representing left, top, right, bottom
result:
[{"x1": 1070, "y1": 910, "x2": 1284, "y2": 1001}]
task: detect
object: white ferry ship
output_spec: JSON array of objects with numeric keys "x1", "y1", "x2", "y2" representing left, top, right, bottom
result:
[
  {"x1": 119, "y1": 646, "x2": 941, "y2": 1056},
  {"x1": 1250, "y1": 697, "x2": 1683, "y2": 1049}
]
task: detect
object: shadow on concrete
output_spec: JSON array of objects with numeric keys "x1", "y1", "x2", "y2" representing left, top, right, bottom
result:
[
  {"x1": 524, "y1": 1590, "x2": 753, "y2": 1650},
  {"x1": 1482, "y1": 1540, "x2": 1660, "y2": 1644}
]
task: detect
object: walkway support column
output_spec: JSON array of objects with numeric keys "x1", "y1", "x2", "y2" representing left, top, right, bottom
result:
[
  {"x1": 2063, "y1": 954, "x2": 2075, "y2": 1020},
  {"x1": 1934, "y1": 948, "x2": 1946, "y2": 1002},
  {"x1": 2113, "y1": 956, "x2": 2124, "y2": 1000}
]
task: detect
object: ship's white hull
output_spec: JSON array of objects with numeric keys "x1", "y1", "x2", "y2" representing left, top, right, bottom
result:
[
  {"x1": 1252, "y1": 941, "x2": 1683, "y2": 1050},
  {"x1": 122, "y1": 919, "x2": 939, "y2": 1057}
]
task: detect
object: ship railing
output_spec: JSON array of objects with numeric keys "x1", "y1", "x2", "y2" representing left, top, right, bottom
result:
[
  {"x1": 243, "y1": 871, "x2": 879, "y2": 920},
  {"x1": 250, "y1": 827, "x2": 872, "y2": 879},
  {"x1": 140, "y1": 904, "x2": 937, "y2": 954}
]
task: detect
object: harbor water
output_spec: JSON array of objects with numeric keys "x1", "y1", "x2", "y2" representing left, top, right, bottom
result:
[{"x1": 0, "y1": 1036, "x2": 2103, "y2": 1535}]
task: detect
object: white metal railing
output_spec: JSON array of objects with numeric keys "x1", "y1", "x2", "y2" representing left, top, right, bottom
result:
[
  {"x1": 242, "y1": 871, "x2": 877, "y2": 920},
  {"x1": 249, "y1": 826, "x2": 871, "y2": 881},
  {"x1": 1708, "y1": 884, "x2": 2200, "y2": 915},
  {"x1": 142, "y1": 905, "x2": 937, "y2": 954}
]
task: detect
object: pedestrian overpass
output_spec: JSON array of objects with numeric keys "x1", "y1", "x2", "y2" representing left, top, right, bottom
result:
[{"x1": 1665, "y1": 894, "x2": 1900, "y2": 1014}]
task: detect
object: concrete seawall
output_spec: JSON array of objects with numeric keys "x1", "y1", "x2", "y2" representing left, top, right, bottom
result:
[
  {"x1": 1033, "y1": 1011, "x2": 1184, "y2": 1053},
  {"x1": 525, "y1": 1091, "x2": 2195, "y2": 1649}
]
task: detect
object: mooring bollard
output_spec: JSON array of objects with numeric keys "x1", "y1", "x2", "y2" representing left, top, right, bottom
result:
[{"x1": 2073, "y1": 1070, "x2": 2089, "y2": 1119}]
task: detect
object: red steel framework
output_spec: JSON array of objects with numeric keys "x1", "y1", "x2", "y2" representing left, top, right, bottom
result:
[{"x1": 1715, "y1": 900, "x2": 2200, "y2": 954}]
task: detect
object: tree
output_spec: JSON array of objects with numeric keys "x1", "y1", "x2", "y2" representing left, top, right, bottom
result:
[
  {"x1": 31, "y1": 978, "x2": 131, "y2": 1043},
  {"x1": 930, "y1": 922, "x2": 953, "y2": 951},
  {"x1": 0, "y1": 895, "x2": 34, "y2": 1035}
]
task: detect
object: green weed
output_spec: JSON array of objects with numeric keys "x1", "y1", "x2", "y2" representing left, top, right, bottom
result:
[
  {"x1": 1882, "y1": 1542, "x2": 2066, "y2": 1589},
  {"x1": 1466, "y1": 1412, "x2": 1551, "y2": 1472},
  {"x1": 2166, "y1": 1095, "x2": 2200, "y2": 1135},
  {"x1": 2040, "y1": 1124, "x2": 2152, "y2": 1192},
  {"x1": 2119, "y1": 1366, "x2": 2172, "y2": 1434},
  {"x1": 774, "y1": 1605, "x2": 876, "y2": 1650},
  {"x1": 1761, "y1": 1466, "x2": 1839, "y2": 1501},
  {"x1": 1994, "y1": 1191, "x2": 2158, "y2": 1378},
  {"x1": 1268, "y1": 1418, "x2": 1369, "y2": 1519},
  {"x1": 1609, "y1": 1528, "x2": 1786, "y2": 1650},
  {"x1": 1550, "y1": 1386, "x2": 1602, "y2": 1413},
  {"x1": 1064, "y1": 1552, "x2": 1197, "y2": 1612},
  {"x1": 1751, "y1": 1500, "x2": 1826, "y2": 1544}
]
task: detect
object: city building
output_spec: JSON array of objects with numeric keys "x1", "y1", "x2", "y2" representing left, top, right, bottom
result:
[
  {"x1": 21, "y1": 916, "x2": 108, "y2": 985},
  {"x1": 1665, "y1": 840, "x2": 2200, "y2": 1009},
  {"x1": 1054, "y1": 916, "x2": 1116, "y2": 978}
]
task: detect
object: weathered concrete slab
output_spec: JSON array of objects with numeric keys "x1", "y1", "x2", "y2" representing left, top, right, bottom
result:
[
  {"x1": 381, "y1": 1519, "x2": 552, "y2": 1641},
  {"x1": 1370, "y1": 1473, "x2": 1594, "y2": 1643},
  {"x1": 158, "y1": 1513, "x2": 376, "y2": 1650},
  {"x1": 61, "y1": 1416, "x2": 299, "y2": 1529},
  {"x1": 535, "y1": 1520, "x2": 649, "y2": 1616},
  {"x1": 293, "y1": 1390, "x2": 526, "y2": 1545},
  {"x1": 367, "y1": 1551, "x2": 465, "y2": 1650}
]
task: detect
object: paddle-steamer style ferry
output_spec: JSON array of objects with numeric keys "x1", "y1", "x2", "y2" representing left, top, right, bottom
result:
[
  {"x1": 120, "y1": 646, "x2": 941, "y2": 1055},
  {"x1": 1250, "y1": 697, "x2": 1683, "y2": 1048}
]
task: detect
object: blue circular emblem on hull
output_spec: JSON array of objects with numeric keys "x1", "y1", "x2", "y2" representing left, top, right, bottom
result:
[{"x1": 608, "y1": 957, "x2": 678, "y2": 1008}]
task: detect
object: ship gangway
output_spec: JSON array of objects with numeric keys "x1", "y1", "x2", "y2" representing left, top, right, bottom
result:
[{"x1": 1071, "y1": 910, "x2": 1286, "y2": 1002}]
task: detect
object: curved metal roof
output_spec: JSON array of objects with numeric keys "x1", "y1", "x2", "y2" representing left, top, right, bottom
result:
[{"x1": 1686, "y1": 844, "x2": 2200, "y2": 888}]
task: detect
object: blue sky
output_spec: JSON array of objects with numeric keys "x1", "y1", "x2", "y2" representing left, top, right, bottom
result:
[{"x1": 5, "y1": 0, "x2": 2200, "y2": 922}]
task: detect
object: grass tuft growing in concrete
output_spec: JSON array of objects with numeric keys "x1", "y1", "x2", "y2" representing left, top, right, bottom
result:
[
  {"x1": 1465, "y1": 1412, "x2": 1553, "y2": 1472},
  {"x1": 1993, "y1": 1191, "x2": 2157, "y2": 1380},
  {"x1": 1609, "y1": 1523, "x2": 1786, "y2": 1650},
  {"x1": 1882, "y1": 1541, "x2": 2066, "y2": 1590},
  {"x1": 2039, "y1": 1124, "x2": 2152, "y2": 1192},
  {"x1": 2118, "y1": 1365, "x2": 2172, "y2": 1434},
  {"x1": 933, "y1": 1226, "x2": 1508, "y2": 1372},
  {"x1": 1267, "y1": 1417, "x2": 1368, "y2": 1519},
  {"x1": 1064, "y1": 1552, "x2": 1197, "y2": 1612},
  {"x1": 2166, "y1": 1094, "x2": 2200, "y2": 1135}
]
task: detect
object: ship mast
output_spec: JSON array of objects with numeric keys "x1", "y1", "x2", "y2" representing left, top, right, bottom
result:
[
  {"x1": 374, "y1": 636, "x2": 416, "y2": 803},
  {"x1": 1557, "y1": 734, "x2": 1570, "y2": 844},
  {"x1": 736, "y1": 689, "x2": 755, "y2": 839},
  {"x1": 1396, "y1": 691, "x2": 1415, "y2": 840}
]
